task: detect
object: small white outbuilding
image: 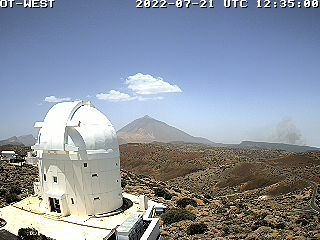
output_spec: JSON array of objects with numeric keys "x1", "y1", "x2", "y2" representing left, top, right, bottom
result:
[
  {"x1": 1, "y1": 151, "x2": 16, "y2": 160},
  {"x1": 32, "y1": 101, "x2": 123, "y2": 216}
]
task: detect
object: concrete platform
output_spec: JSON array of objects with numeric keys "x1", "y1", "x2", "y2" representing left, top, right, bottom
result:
[{"x1": 0, "y1": 193, "x2": 159, "y2": 240}]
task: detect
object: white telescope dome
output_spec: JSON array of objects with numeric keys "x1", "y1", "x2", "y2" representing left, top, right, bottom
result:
[{"x1": 34, "y1": 101, "x2": 119, "y2": 153}]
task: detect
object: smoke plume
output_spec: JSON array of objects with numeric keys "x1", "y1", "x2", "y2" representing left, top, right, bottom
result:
[{"x1": 270, "y1": 118, "x2": 304, "y2": 145}]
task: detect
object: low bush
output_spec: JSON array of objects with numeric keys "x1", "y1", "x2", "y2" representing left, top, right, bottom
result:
[
  {"x1": 161, "y1": 208, "x2": 196, "y2": 225},
  {"x1": 0, "y1": 188, "x2": 6, "y2": 197},
  {"x1": 204, "y1": 194, "x2": 212, "y2": 199},
  {"x1": 154, "y1": 187, "x2": 165, "y2": 196},
  {"x1": 121, "y1": 179, "x2": 127, "y2": 188},
  {"x1": 18, "y1": 227, "x2": 38, "y2": 240},
  {"x1": 5, "y1": 193, "x2": 20, "y2": 204},
  {"x1": 9, "y1": 186, "x2": 22, "y2": 195},
  {"x1": 163, "y1": 192, "x2": 172, "y2": 200},
  {"x1": 18, "y1": 227, "x2": 54, "y2": 240},
  {"x1": 154, "y1": 187, "x2": 172, "y2": 200},
  {"x1": 176, "y1": 197, "x2": 197, "y2": 208},
  {"x1": 187, "y1": 222, "x2": 208, "y2": 235}
]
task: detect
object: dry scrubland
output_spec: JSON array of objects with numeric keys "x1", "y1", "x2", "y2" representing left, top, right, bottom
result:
[
  {"x1": 120, "y1": 143, "x2": 320, "y2": 196},
  {"x1": 121, "y1": 143, "x2": 320, "y2": 239},
  {"x1": 0, "y1": 162, "x2": 38, "y2": 208},
  {"x1": 0, "y1": 143, "x2": 320, "y2": 239}
]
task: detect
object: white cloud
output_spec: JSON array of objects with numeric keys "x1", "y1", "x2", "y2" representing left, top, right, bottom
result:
[
  {"x1": 125, "y1": 73, "x2": 182, "y2": 95},
  {"x1": 44, "y1": 96, "x2": 71, "y2": 103},
  {"x1": 137, "y1": 96, "x2": 164, "y2": 101},
  {"x1": 96, "y1": 90, "x2": 135, "y2": 102},
  {"x1": 95, "y1": 73, "x2": 181, "y2": 103}
]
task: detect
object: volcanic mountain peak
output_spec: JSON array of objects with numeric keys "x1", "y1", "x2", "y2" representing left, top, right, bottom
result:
[{"x1": 117, "y1": 115, "x2": 214, "y2": 145}]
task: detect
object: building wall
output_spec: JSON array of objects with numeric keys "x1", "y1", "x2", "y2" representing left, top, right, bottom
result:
[{"x1": 39, "y1": 150, "x2": 123, "y2": 216}]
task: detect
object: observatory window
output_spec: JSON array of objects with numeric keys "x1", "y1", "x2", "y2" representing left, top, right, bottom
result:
[
  {"x1": 83, "y1": 163, "x2": 88, "y2": 168},
  {"x1": 71, "y1": 198, "x2": 74, "y2": 204},
  {"x1": 94, "y1": 197, "x2": 100, "y2": 200},
  {"x1": 43, "y1": 174, "x2": 46, "y2": 181},
  {"x1": 53, "y1": 176, "x2": 58, "y2": 183},
  {"x1": 92, "y1": 173, "x2": 98, "y2": 177}
]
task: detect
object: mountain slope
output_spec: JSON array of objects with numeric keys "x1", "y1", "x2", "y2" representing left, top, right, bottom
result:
[
  {"x1": 0, "y1": 135, "x2": 36, "y2": 147},
  {"x1": 17, "y1": 134, "x2": 37, "y2": 146},
  {"x1": 117, "y1": 115, "x2": 214, "y2": 145},
  {"x1": 0, "y1": 136, "x2": 23, "y2": 146}
]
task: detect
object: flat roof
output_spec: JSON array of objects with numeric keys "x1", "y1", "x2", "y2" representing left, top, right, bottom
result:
[{"x1": 1, "y1": 151, "x2": 15, "y2": 154}]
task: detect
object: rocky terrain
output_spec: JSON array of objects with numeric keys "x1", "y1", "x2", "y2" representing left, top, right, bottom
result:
[
  {"x1": 120, "y1": 142, "x2": 290, "y2": 182},
  {"x1": 121, "y1": 142, "x2": 320, "y2": 239},
  {"x1": 122, "y1": 168, "x2": 320, "y2": 239},
  {"x1": 0, "y1": 143, "x2": 319, "y2": 239},
  {"x1": 0, "y1": 161, "x2": 38, "y2": 208},
  {"x1": 120, "y1": 143, "x2": 320, "y2": 196}
]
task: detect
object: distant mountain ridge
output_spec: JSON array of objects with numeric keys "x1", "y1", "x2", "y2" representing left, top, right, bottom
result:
[
  {"x1": 236, "y1": 141, "x2": 320, "y2": 153},
  {"x1": 117, "y1": 115, "x2": 215, "y2": 145},
  {"x1": 117, "y1": 116, "x2": 319, "y2": 153},
  {"x1": 2, "y1": 118, "x2": 318, "y2": 153},
  {"x1": 0, "y1": 134, "x2": 36, "y2": 147}
]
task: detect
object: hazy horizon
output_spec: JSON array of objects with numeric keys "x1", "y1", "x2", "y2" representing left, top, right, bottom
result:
[
  {"x1": 1, "y1": 1, "x2": 319, "y2": 147},
  {"x1": 1, "y1": 112, "x2": 319, "y2": 148}
]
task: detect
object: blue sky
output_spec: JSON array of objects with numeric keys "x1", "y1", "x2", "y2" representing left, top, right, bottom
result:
[{"x1": 0, "y1": 1, "x2": 319, "y2": 146}]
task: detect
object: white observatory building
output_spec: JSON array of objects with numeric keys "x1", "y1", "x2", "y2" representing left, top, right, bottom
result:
[
  {"x1": 32, "y1": 101, "x2": 123, "y2": 216},
  {"x1": 0, "y1": 100, "x2": 164, "y2": 240}
]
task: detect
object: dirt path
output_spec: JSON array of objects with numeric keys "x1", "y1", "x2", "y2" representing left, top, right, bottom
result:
[
  {"x1": 308, "y1": 181, "x2": 320, "y2": 213},
  {"x1": 257, "y1": 160, "x2": 320, "y2": 214}
]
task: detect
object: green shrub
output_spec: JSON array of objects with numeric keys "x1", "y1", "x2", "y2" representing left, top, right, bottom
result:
[
  {"x1": 154, "y1": 187, "x2": 172, "y2": 200},
  {"x1": 154, "y1": 187, "x2": 166, "y2": 197},
  {"x1": 275, "y1": 222, "x2": 286, "y2": 229},
  {"x1": 9, "y1": 186, "x2": 22, "y2": 195},
  {"x1": 163, "y1": 192, "x2": 172, "y2": 200},
  {"x1": 161, "y1": 209, "x2": 196, "y2": 225},
  {"x1": 0, "y1": 188, "x2": 6, "y2": 197},
  {"x1": 5, "y1": 193, "x2": 20, "y2": 204},
  {"x1": 204, "y1": 194, "x2": 212, "y2": 199},
  {"x1": 187, "y1": 223, "x2": 208, "y2": 235},
  {"x1": 18, "y1": 227, "x2": 54, "y2": 240},
  {"x1": 18, "y1": 227, "x2": 39, "y2": 240},
  {"x1": 121, "y1": 179, "x2": 127, "y2": 188},
  {"x1": 223, "y1": 225, "x2": 230, "y2": 235},
  {"x1": 176, "y1": 198, "x2": 197, "y2": 208}
]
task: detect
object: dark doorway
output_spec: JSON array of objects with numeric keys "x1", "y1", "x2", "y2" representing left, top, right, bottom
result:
[{"x1": 49, "y1": 197, "x2": 61, "y2": 213}]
